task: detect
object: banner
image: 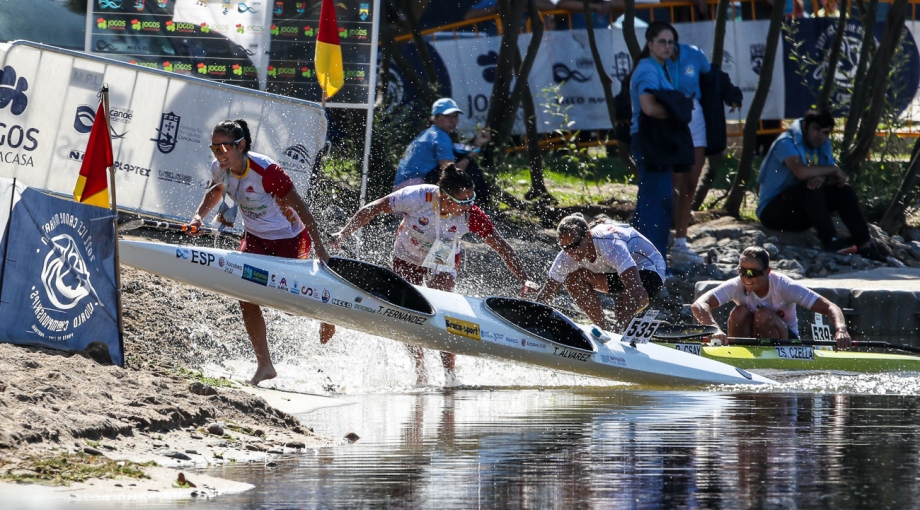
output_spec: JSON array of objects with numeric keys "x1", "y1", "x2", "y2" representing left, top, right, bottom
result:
[
  {"x1": 407, "y1": 18, "x2": 920, "y2": 135},
  {"x1": 0, "y1": 180, "x2": 122, "y2": 366},
  {"x1": 0, "y1": 41, "x2": 326, "y2": 223}
]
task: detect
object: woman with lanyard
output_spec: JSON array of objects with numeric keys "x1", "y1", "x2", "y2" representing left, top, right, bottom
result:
[
  {"x1": 627, "y1": 21, "x2": 695, "y2": 265},
  {"x1": 332, "y1": 164, "x2": 534, "y2": 384},
  {"x1": 188, "y1": 119, "x2": 331, "y2": 386},
  {"x1": 534, "y1": 214, "x2": 666, "y2": 333}
]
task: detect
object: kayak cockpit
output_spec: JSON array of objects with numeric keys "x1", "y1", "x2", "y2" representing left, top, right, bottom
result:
[
  {"x1": 326, "y1": 257, "x2": 434, "y2": 315},
  {"x1": 484, "y1": 297, "x2": 593, "y2": 352}
]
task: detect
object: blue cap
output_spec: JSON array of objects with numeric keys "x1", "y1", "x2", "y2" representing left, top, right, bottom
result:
[{"x1": 431, "y1": 98, "x2": 461, "y2": 117}]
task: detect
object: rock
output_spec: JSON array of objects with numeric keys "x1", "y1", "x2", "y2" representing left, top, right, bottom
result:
[
  {"x1": 188, "y1": 382, "x2": 218, "y2": 396},
  {"x1": 162, "y1": 450, "x2": 192, "y2": 461},
  {"x1": 83, "y1": 447, "x2": 103, "y2": 456},
  {"x1": 207, "y1": 423, "x2": 224, "y2": 436},
  {"x1": 285, "y1": 441, "x2": 306, "y2": 449},
  {"x1": 887, "y1": 256, "x2": 907, "y2": 268},
  {"x1": 344, "y1": 432, "x2": 360, "y2": 443}
]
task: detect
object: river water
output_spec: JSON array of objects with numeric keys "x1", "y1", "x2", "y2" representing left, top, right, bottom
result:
[{"x1": 167, "y1": 318, "x2": 920, "y2": 508}]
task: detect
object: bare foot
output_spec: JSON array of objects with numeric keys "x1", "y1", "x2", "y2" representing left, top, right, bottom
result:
[
  {"x1": 250, "y1": 365, "x2": 277, "y2": 386},
  {"x1": 319, "y1": 323, "x2": 336, "y2": 344}
]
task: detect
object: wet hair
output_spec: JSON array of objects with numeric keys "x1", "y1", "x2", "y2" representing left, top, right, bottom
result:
[
  {"x1": 436, "y1": 163, "x2": 474, "y2": 196},
  {"x1": 557, "y1": 213, "x2": 589, "y2": 241},
  {"x1": 213, "y1": 119, "x2": 252, "y2": 153},
  {"x1": 741, "y1": 246, "x2": 770, "y2": 270},
  {"x1": 802, "y1": 109, "x2": 835, "y2": 131},
  {"x1": 635, "y1": 21, "x2": 679, "y2": 63}
]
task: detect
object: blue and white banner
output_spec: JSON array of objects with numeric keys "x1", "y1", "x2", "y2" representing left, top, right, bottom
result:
[
  {"x1": 0, "y1": 179, "x2": 122, "y2": 365},
  {"x1": 391, "y1": 18, "x2": 920, "y2": 135}
]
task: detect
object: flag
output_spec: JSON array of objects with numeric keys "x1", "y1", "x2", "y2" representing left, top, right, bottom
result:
[
  {"x1": 73, "y1": 101, "x2": 113, "y2": 208},
  {"x1": 314, "y1": 0, "x2": 344, "y2": 99}
]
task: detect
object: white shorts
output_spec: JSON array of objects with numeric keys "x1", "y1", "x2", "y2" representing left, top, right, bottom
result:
[{"x1": 689, "y1": 99, "x2": 707, "y2": 148}]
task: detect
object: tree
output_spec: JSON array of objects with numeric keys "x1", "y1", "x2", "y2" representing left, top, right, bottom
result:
[
  {"x1": 880, "y1": 137, "x2": 920, "y2": 234},
  {"x1": 724, "y1": 1, "x2": 786, "y2": 217},
  {"x1": 815, "y1": 0, "x2": 849, "y2": 111}
]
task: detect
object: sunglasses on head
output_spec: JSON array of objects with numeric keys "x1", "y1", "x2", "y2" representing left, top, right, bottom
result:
[
  {"x1": 559, "y1": 236, "x2": 583, "y2": 251},
  {"x1": 737, "y1": 267, "x2": 766, "y2": 278},
  {"x1": 443, "y1": 190, "x2": 476, "y2": 206},
  {"x1": 209, "y1": 137, "x2": 244, "y2": 155}
]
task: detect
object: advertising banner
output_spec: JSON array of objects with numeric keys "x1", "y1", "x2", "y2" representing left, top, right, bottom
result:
[
  {"x1": 0, "y1": 181, "x2": 122, "y2": 366},
  {"x1": 0, "y1": 41, "x2": 326, "y2": 222}
]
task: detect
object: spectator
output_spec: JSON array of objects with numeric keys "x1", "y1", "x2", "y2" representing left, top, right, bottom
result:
[
  {"x1": 756, "y1": 109, "x2": 886, "y2": 261},
  {"x1": 628, "y1": 21, "x2": 695, "y2": 261}
]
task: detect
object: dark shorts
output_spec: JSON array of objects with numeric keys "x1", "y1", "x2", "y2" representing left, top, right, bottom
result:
[
  {"x1": 240, "y1": 230, "x2": 312, "y2": 259},
  {"x1": 605, "y1": 269, "x2": 663, "y2": 298}
]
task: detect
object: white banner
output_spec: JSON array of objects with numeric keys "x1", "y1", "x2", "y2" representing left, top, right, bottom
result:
[{"x1": 0, "y1": 41, "x2": 326, "y2": 222}]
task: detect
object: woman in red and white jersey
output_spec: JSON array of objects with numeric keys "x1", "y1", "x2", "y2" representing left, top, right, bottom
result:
[
  {"x1": 188, "y1": 119, "x2": 330, "y2": 386},
  {"x1": 332, "y1": 163, "x2": 534, "y2": 383}
]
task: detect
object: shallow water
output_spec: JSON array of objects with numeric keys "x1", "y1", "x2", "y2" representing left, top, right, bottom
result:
[{"x1": 156, "y1": 317, "x2": 920, "y2": 508}]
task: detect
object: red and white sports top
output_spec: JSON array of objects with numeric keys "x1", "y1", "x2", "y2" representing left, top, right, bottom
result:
[
  {"x1": 390, "y1": 185, "x2": 494, "y2": 273},
  {"x1": 210, "y1": 152, "x2": 305, "y2": 240}
]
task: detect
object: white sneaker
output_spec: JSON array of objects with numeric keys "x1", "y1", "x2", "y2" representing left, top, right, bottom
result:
[{"x1": 670, "y1": 245, "x2": 706, "y2": 265}]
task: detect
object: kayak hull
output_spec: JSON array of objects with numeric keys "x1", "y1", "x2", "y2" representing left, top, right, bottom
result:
[
  {"x1": 119, "y1": 240, "x2": 774, "y2": 386},
  {"x1": 664, "y1": 343, "x2": 920, "y2": 372}
]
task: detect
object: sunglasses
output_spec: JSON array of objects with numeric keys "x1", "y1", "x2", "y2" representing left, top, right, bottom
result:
[
  {"x1": 209, "y1": 137, "x2": 244, "y2": 155},
  {"x1": 559, "y1": 236, "x2": 583, "y2": 251},
  {"x1": 654, "y1": 39, "x2": 675, "y2": 46},
  {"x1": 443, "y1": 190, "x2": 476, "y2": 206},
  {"x1": 737, "y1": 267, "x2": 766, "y2": 278}
]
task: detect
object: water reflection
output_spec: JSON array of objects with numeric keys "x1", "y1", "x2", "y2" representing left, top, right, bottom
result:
[{"x1": 194, "y1": 389, "x2": 920, "y2": 509}]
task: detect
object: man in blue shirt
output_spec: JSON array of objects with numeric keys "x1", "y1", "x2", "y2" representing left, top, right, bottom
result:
[{"x1": 757, "y1": 110, "x2": 885, "y2": 261}]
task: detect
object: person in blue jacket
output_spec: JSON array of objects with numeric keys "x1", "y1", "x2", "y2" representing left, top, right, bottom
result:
[
  {"x1": 628, "y1": 21, "x2": 695, "y2": 262},
  {"x1": 757, "y1": 109, "x2": 885, "y2": 261},
  {"x1": 393, "y1": 98, "x2": 490, "y2": 191}
]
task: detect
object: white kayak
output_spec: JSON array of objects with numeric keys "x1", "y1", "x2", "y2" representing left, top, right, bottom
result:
[{"x1": 119, "y1": 240, "x2": 774, "y2": 386}]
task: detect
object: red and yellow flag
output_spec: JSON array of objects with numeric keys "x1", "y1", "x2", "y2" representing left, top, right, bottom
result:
[
  {"x1": 73, "y1": 101, "x2": 114, "y2": 208},
  {"x1": 314, "y1": 0, "x2": 344, "y2": 99}
]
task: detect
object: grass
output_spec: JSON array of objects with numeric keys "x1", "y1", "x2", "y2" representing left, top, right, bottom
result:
[
  {"x1": 171, "y1": 367, "x2": 238, "y2": 389},
  {"x1": 0, "y1": 452, "x2": 155, "y2": 486}
]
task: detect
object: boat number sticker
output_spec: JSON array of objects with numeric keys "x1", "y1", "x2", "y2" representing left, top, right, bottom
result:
[
  {"x1": 620, "y1": 315, "x2": 661, "y2": 345},
  {"x1": 811, "y1": 314, "x2": 832, "y2": 341},
  {"x1": 445, "y1": 316, "x2": 481, "y2": 340},
  {"x1": 774, "y1": 346, "x2": 815, "y2": 361},
  {"x1": 675, "y1": 343, "x2": 702, "y2": 356}
]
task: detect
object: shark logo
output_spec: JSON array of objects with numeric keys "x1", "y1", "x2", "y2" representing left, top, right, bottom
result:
[{"x1": 41, "y1": 234, "x2": 95, "y2": 311}]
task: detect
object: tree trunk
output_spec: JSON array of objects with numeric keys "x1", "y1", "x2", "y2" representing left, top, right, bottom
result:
[
  {"x1": 880, "y1": 137, "x2": 920, "y2": 234},
  {"x1": 485, "y1": 0, "x2": 526, "y2": 140},
  {"x1": 522, "y1": 83, "x2": 549, "y2": 200},
  {"x1": 815, "y1": 0, "x2": 849, "y2": 111},
  {"x1": 691, "y1": 0, "x2": 730, "y2": 210},
  {"x1": 400, "y1": 0, "x2": 440, "y2": 92},
  {"x1": 622, "y1": 0, "x2": 641, "y2": 61},
  {"x1": 724, "y1": 1, "x2": 786, "y2": 217},
  {"x1": 379, "y1": 19, "x2": 438, "y2": 107},
  {"x1": 494, "y1": 0, "x2": 544, "y2": 148},
  {"x1": 840, "y1": 0, "x2": 909, "y2": 176},
  {"x1": 840, "y1": 0, "x2": 878, "y2": 155}
]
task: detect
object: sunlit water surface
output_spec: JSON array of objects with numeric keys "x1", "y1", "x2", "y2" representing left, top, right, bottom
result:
[{"x1": 160, "y1": 316, "x2": 920, "y2": 508}]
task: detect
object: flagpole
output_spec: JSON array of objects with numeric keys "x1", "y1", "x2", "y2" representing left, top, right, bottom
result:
[{"x1": 102, "y1": 84, "x2": 126, "y2": 364}]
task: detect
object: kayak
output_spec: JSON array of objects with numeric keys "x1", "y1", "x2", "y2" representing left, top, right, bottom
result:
[
  {"x1": 662, "y1": 342, "x2": 920, "y2": 372},
  {"x1": 118, "y1": 240, "x2": 774, "y2": 386}
]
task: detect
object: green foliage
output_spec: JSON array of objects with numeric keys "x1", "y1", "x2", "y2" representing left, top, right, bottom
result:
[{"x1": 0, "y1": 453, "x2": 154, "y2": 486}]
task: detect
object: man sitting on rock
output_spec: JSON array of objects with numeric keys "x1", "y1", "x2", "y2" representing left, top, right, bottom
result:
[
  {"x1": 756, "y1": 109, "x2": 885, "y2": 261},
  {"x1": 691, "y1": 246, "x2": 852, "y2": 350}
]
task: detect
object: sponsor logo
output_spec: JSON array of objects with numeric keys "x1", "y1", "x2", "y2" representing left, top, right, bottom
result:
[
  {"x1": 73, "y1": 105, "x2": 128, "y2": 138},
  {"x1": 445, "y1": 316, "x2": 480, "y2": 340},
  {"x1": 68, "y1": 151, "x2": 151, "y2": 177},
  {"x1": 295, "y1": 1, "x2": 305, "y2": 14},
  {"x1": 278, "y1": 277, "x2": 288, "y2": 291},
  {"x1": 611, "y1": 52, "x2": 632, "y2": 81},
  {"x1": 189, "y1": 249, "x2": 216, "y2": 266},
  {"x1": 165, "y1": 21, "x2": 197, "y2": 33},
  {"x1": 376, "y1": 306, "x2": 427, "y2": 325},
  {"x1": 242, "y1": 264, "x2": 269, "y2": 285},
  {"x1": 552, "y1": 347, "x2": 591, "y2": 362},
  {"x1": 476, "y1": 50, "x2": 499, "y2": 83},
  {"x1": 151, "y1": 112, "x2": 180, "y2": 154},
  {"x1": 274, "y1": 1, "x2": 283, "y2": 15},
  {"x1": 98, "y1": 0, "x2": 122, "y2": 8},
  {"x1": 750, "y1": 43, "x2": 765, "y2": 76},
  {"x1": 354, "y1": 296, "x2": 363, "y2": 303},
  {"x1": 28, "y1": 213, "x2": 101, "y2": 341},
  {"x1": 418, "y1": 217, "x2": 428, "y2": 226},
  {"x1": 70, "y1": 68, "x2": 105, "y2": 91},
  {"x1": 0, "y1": 66, "x2": 29, "y2": 116},
  {"x1": 322, "y1": 289, "x2": 330, "y2": 303},
  {"x1": 282, "y1": 144, "x2": 311, "y2": 173},
  {"x1": 331, "y1": 298, "x2": 352, "y2": 308},
  {"x1": 158, "y1": 170, "x2": 193, "y2": 185},
  {"x1": 238, "y1": 2, "x2": 257, "y2": 13},
  {"x1": 359, "y1": 3, "x2": 369, "y2": 20},
  {"x1": 552, "y1": 62, "x2": 592, "y2": 83},
  {"x1": 522, "y1": 339, "x2": 547, "y2": 349},
  {"x1": 218, "y1": 257, "x2": 226, "y2": 267},
  {"x1": 175, "y1": 248, "x2": 190, "y2": 259},
  {"x1": 600, "y1": 354, "x2": 627, "y2": 366},
  {"x1": 289, "y1": 281, "x2": 300, "y2": 294}
]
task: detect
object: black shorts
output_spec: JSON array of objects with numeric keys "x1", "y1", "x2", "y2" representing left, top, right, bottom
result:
[{"x1": 605, "y1": 270, "x2": 663, "y2": 298}]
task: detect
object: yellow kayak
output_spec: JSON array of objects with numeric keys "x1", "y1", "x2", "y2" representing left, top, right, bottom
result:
[{"x1": 662, "y1": 343, "x2": 920, "y2": 372}]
